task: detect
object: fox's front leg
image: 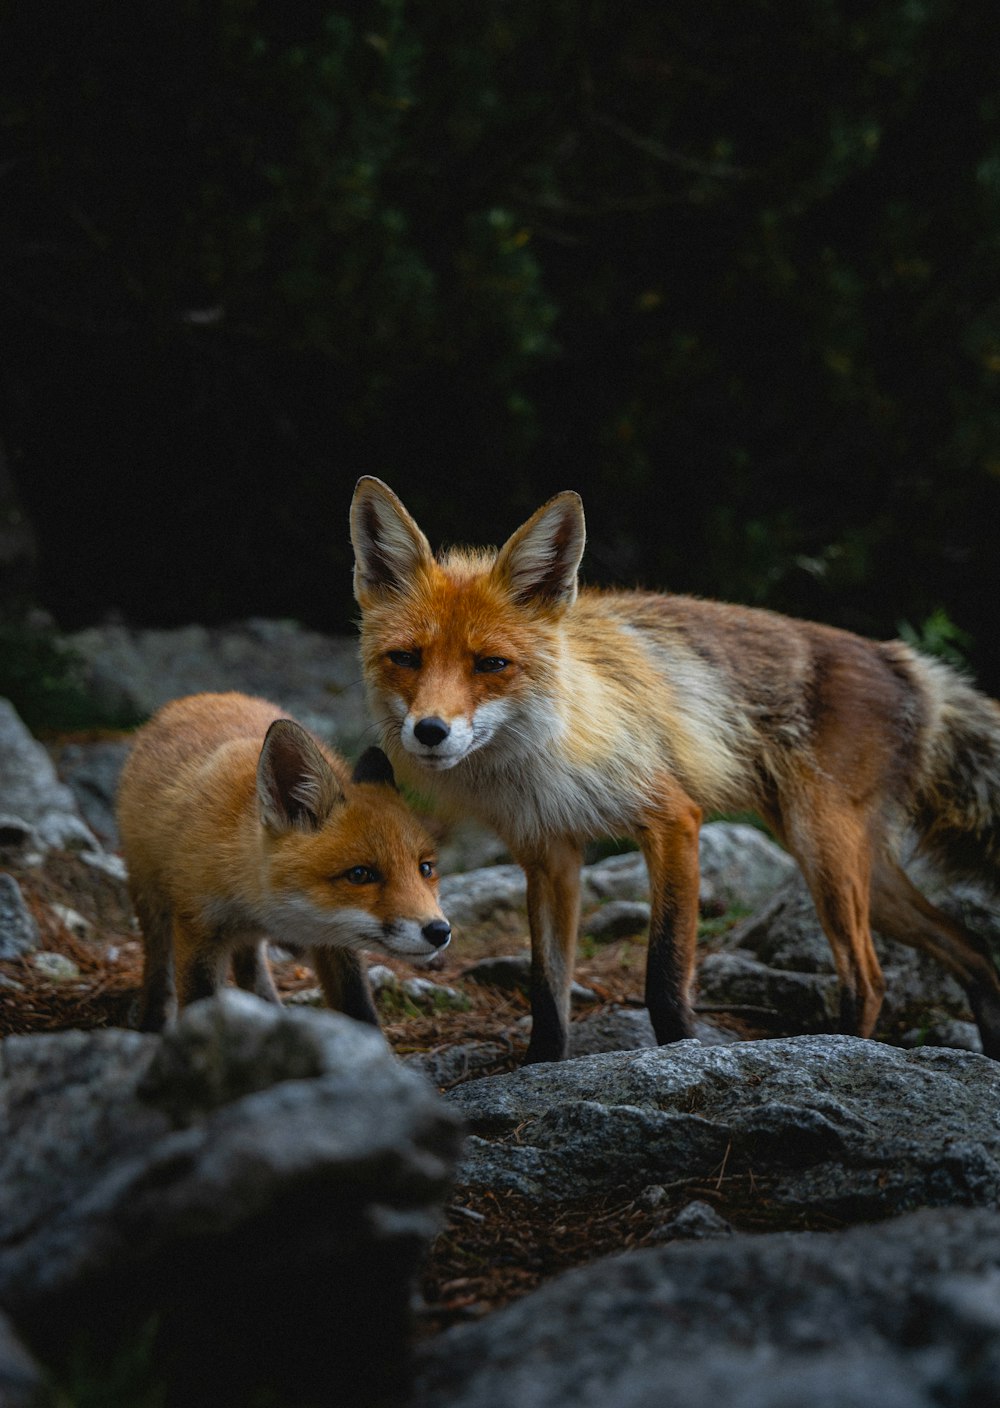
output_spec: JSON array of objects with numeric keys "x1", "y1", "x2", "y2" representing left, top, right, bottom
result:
[
  {"x1": 517, "y1": 835, "x2": 585, "y2": 1064},
  {"x1": 311, "y1": 947, "x2": 380, "y2": 1026},
  {"x1": 231, "y1": 941, "x2": 282, "y2": 1004},
  {"x1": 172, "y1": 915, "x2": 228, "y2": 1012},
  {"x1": 638, "y1": 783, "x2": 702, "y2": 1044}
]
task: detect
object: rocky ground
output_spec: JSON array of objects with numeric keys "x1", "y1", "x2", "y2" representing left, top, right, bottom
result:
[{"x1": 4, "y1": 619, "x2": 1000, "y2": 1407}]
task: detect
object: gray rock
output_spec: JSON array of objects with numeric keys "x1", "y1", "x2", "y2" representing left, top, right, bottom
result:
[
  {"x1": 460, "y1": 953, "x2": 532, "y2": 993},
  {"x1": 29, "y1": 952, "x2": 80, "y2": 983},
  {"x1": 410, "y1": 1207, "x2": 1000, "y2": 1408},
  {"x1": 697, "y1": 949, "x2": 840, "y2": 1031},
  {"x1": 461, "y1": 954, "x2": 596, "y2": 1006},
  {"x1": 0, "y1": 993, "x2": 463, "y2": 1406},
  {"x1": 582, "y1": 900, "x2": 651, "y2": 941},
  {"x1": 696, "y1": 823, "x2": 797, "y2": 912},
  {"x1": 582, "y1": 850, "x2": 649, "y2": 903},
  {"x1": 405, "y1": 1042, "x2": 512, "y2": 1089},
  {"x1": 437, "y1": 819, "x2": 510, "y2": 876},
  {"x1": 567, "y1": 1006, "x2": 737, "y2": 1056},
  {"x1": 443, "y1": 1035, "x2": 1000, "y2": 1214},
  {"x1": 47, "y1": 737, "x2": 131, "y2": 849},
  {"x1": 900, "y1": 1019, "x2": 982, "y2": 1054},
  {"x1": 440, "y1": 865, "x2": 528, "y2": 925},
  {"x1": 0, "y1": 699, "x2": 99, "y2": 854},
  {"x1": 0, "y1": 872, "x2": 39, "y2": 959},
  {"x1": 656, "y1": 1198, "x2": 733, "y2": 1241},
  {"x1": 0, "y1": 814, "x2": 42, "y2": 861},
  {"x1": 401, "y1": 976, "x2": 469, "y2": 1010}
]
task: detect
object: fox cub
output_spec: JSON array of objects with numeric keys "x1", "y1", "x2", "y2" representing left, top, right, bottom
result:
[
  {"x1": 117, "y1": 691, "x2": 450, "y2": 1030},
  {"x1": 350, "y1": 475, "x2": 1000, "y2": 1063}
]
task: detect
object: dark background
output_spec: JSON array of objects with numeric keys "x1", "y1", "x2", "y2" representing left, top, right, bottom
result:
[{"x1": 4, "y1": 0, "x2": 1000, "y2": 688}]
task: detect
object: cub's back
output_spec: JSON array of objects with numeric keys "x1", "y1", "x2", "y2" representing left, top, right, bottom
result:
[{"x1": 117, "y1": 692, "x2": 348, "y2": 883}]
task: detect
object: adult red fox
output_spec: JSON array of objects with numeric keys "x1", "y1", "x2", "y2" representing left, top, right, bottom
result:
[
  {"x1": 117, "y1": 691, "x2": 450, "y2": 1031},
  {"x1": 350, "y1": 475, "x2": 1000, "y2": 1063}
]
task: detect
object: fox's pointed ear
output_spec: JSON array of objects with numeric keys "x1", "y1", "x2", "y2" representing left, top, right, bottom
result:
[
  {"x1": 257, "y1": 720, "x2": 345, "y2": 833},
  {"x1": 351, "y1": 746, "x2": 398, "y2": 790},
  {"x1": 350, "y1": 476, "x2": 434, "y2": 603},
  {"x1": 493, "y1": 491, "x2": 585, "y2": 611}
]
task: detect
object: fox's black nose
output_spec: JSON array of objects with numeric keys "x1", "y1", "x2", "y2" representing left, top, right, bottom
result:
[
  {"x1": 422, "y1": 918, "x2": 451, "y2": 949},
  {"x1": 414, "y1": 716, "x2": 450, "y2": 747}
]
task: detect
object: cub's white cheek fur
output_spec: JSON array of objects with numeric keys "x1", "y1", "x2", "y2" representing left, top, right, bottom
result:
[{"x1": 263, "y1": 897, "x2": 384, "y2": 950}]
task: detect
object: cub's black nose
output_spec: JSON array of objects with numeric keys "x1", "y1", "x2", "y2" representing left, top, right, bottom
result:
[
  {"x1": 414, "y1": 716, "x2": 450, "y2": 747},
  {"x1": 422, "y1": 919, "x2": 452, "y2": 949}
]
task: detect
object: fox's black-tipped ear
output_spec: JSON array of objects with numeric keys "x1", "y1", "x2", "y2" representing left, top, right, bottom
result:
[
  {"x1": 493, "y1": 491, "x2": 586, "y2": 611},
  {"x1": 351, "y1": 746, "x2": 399, "y2": 790},
  {"x1": 257, "y1": 720, "x2": 345, "y2": 832},
  {"x1": 350, "y1": 476, "x2": 434, "y2": 603}
]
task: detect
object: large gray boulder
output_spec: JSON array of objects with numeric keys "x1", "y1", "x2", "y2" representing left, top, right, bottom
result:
[
  {"x1": 67, "y1": 619, "x2": 369, "y2": 752},
  {"x1": 443, "y1": 1035, "x2": 1000, "y2": 1216},
  {"x1": 410, "y1": 1206, "x2": 1000, "y2": 1408},
  {"x1": 0, "y1": 993, "x2": 463, "y2": 1407}
]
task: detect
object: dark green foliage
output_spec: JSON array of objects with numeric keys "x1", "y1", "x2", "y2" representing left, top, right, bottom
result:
[
  {"x1": 0, "y1": 622, "x2": 142, "y2": 732},
  {"x1": 3, "y1": 1, "x2": 1000, "y2": 686},
  {"x1": 49, "y1": 1317, "x2": 166, "y2": 1408}
]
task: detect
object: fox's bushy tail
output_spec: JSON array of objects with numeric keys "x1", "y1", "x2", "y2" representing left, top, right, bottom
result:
[{"x1": 907, "y1": 650, "x2": 1000, "y2": 888}]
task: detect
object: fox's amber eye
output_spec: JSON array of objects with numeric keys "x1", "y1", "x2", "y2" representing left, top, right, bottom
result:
[
  {"x1": 419, "y1": 859, "x2": 437, "y2": 879},
  {"x1": 474, "y1": 656, "x2": 510, "y2": 673},
  {"x1": 344, "y1": 865, "x2": 380, "y2": 885},
  {"x1": 387, "y1": 649, "x2": 421, "y2": 669}
]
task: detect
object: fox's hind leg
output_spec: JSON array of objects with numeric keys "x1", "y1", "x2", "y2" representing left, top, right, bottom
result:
[
  {"x1": 870, "y1": 856, "x2": 1000, "y2": 1058},
  {"x1": 173, "y1": 916, "x2": 228, "y2": 1012},
  {"x1": 232, "y1": 941, "x2": 281, "y2": 1004},
  {"x1": 782, "y1": 796, "x2": 886, "y2": 1037},
  {"x1": 311, "y1": 948, "x2": 379, "y2": 1026},
  {"x1": 517, "y1": 835, "x2": 585, "y2": 1064},
  {"x1": 638, "y1": 780, "x2": 701, "y2": 1045}
]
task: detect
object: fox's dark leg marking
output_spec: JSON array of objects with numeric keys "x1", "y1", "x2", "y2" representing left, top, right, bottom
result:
[
  {"x1": 639, "y1": 782, "x2": 701, "y2": 1044},
  {"x1": 311, "y1": 947, "x2": 380, "y2": 1025},
  {"x1": 518, "y1": 836, "x2": 584, "y2": 1064}
]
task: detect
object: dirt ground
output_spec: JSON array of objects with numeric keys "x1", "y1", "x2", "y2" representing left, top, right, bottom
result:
[{"x1": 1, "y1": 842, "x2": 834, "y2": 1340}]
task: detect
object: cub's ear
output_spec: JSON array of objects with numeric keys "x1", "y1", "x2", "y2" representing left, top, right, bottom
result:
[
  {"x1": 493, "y1": 491, "x2": 585, "y2": 611},
  {"x1": 350, "y1": 476, "x2": 434, "y2": 603},
  {"x1": 351, "y1": 746, "x2": 398, "y2": 790},
  {"x1": 257, "y1": 720, "x2": 344, "y2": 833}
]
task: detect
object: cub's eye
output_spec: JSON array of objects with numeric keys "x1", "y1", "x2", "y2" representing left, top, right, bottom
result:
[
  {"x1": 474, "y1": 656, "x2": 510, "y2": 674},
  {"x1": 419, "y1": 859, "x2": 437, "y2": 880},
  {"x1": 387, "y1": 649, "x2": 421, "y2": 669},
  {"x1": 343, "y1": 865, "x2": 380, "y2": 885}
]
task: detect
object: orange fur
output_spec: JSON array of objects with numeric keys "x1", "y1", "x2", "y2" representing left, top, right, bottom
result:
[
  {"x1": 116, "y1": 691, "x2": 449, "y2": 1030},
  {"x1": 351, "y1": 477, "x2": 1000, "y2": 1062}
]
